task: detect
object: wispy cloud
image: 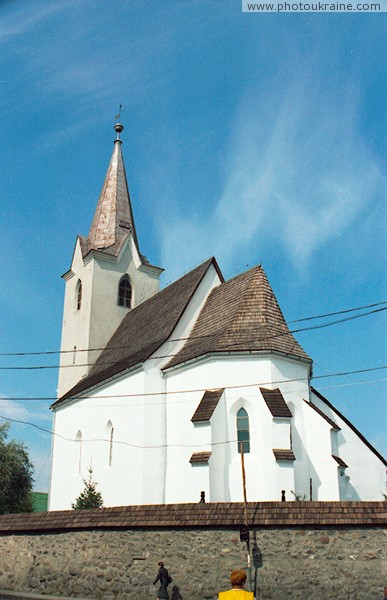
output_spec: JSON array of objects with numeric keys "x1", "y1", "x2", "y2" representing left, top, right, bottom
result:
[
  {"x1": 159, "y1": 61, "x2": 386, "y2": 281},
  {"x1": 0, "y1": 396, "x2": 52, "y2": 426},
  {"x1": 0, "y1": 2, "x2": 66, "y2": 43}
]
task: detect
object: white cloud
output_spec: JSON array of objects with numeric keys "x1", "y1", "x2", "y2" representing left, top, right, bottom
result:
[{"x1": 159, "y1": 62, "x2": 386, "y2": 280}]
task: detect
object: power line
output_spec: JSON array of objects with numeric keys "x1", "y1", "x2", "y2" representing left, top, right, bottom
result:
[
  {"x1": 0, "y1": 412, "x2": 241, "y2": 449},
  {"x1": 1, "y1": 365, "x2": 386, "y2": 402},
  {"x1": 2, "y1": 378, "x2": 385, "y2": 410},
  {"x1": 0, "y1": 301, "x2": 385, "y2": 358},
  {"x1": 1, "y1": 371, "x2": 386, "y2": 449},
  {"x1": 0, "y1": 306, "x2": 385, "y2": 371}
]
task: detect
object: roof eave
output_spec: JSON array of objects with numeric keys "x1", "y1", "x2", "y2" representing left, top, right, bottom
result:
[
  {"x1": 51, "y1": 363, "x2": 144, "y2": 410},
  {"x1": 163, "y1": 349, "x2": 313, "y2": 374}
]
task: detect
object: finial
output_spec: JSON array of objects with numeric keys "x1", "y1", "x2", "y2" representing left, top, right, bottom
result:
[
  {"x1": 114, "y1": 104, "x2": 123, "y2": 142},
  {"x1": 114, "y1": 122, "x2": 124, "y2": 142}
]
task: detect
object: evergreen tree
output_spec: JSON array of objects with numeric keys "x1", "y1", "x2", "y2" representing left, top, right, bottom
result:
[
  {"x1": 72, "y1": 466, "x2": 104, "y2": 509},
  {"x1": 0, "y1": 421, "x2": 34, "y2": 514}
]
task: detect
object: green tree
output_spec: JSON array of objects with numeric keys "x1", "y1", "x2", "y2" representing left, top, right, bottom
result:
[
  {"x1": 0, "y1": 421, "x2": 34, "y2": 514},
  {"x1": 72, "y1": 466, "x2": 104, "y2": 509}
]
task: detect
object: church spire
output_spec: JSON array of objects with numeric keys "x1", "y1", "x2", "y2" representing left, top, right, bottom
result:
[{"x1": 84, "y1": 122, "x2": 140, "y2": 256}]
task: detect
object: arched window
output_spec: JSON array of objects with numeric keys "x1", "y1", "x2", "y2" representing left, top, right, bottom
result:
[
  {"x1": 106, "y1": 421, "x2": 114, "y2": 467},
  {"x1": 76, "y1": 280, "x2": 82, "y2": 311},
  {"x1": 118, "y1": 275, "x2": 132, "y2": 308},
  {"x1": 75, "y1": 430, "x2": 82, "y2": 473},
  {"x1": 237, "y1": 408, "x2": 250, "y2": 454}
]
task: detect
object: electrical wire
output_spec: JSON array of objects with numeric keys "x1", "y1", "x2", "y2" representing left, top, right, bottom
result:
[
  {"x1": 1, "y1": 365, "x2": 386, "y2": 402},
  {"x1": 0, "y1": 305, "x2": 385, "y2": 370},
  {"x1": 0, "y1": 301, "x2": 385, "y2": 358},
  {"x1": 2, "y1": 378, "x2": 385, "y2": 411}
]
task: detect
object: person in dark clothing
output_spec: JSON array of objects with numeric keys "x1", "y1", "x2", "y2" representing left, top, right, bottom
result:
[{"x1": 153, "y1": 561, "x2": 171, "y2": 600}]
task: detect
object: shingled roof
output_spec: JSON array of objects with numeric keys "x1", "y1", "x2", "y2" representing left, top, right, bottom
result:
[
  {"x1": 166, "y1": 265, "x2": 311, "y2": 369},
  {"x1": 191, "y1": 389, "x2": 224, "y2": 422},
  {"x1": 260, "y1": 387, "x2": 293, "y2": 418},
  {"x1": 0, "y1": 502, "x2": 385, "y2": 532},
  {"x1": 79, "y1": 137, "x2": 141, "y2": 258},
  {"x1": 54, "y1": 258, "x2": 219, "y2": 405},
  {"x1": 54, "y1": 261, "x2": 311, "y2": 406}
]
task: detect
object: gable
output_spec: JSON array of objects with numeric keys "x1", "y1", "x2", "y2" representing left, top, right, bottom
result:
[{"x1": 53, "y1": 258, "x2": 220, "y2": 406}]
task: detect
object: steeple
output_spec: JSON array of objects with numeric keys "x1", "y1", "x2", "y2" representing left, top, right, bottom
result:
[
  {"x1": 57, "y1": 122, "x2": 163, "y2": 398},
  {"x1": 80, "y1": 122, "x2": 140, "y2": 258}
]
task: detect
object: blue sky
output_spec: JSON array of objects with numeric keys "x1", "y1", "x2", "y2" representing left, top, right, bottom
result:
[{"x1": 0, "y1": 0, "x2": 385, "y2": 494}]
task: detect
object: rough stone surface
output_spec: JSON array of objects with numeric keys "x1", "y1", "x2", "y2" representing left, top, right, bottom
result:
[{"x1": 0, "y1": 527, "x2": 386, "y2": 599}]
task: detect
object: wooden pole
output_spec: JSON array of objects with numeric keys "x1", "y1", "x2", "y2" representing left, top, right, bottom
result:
[{"x1": 240, "y1": 442, "x2": 251, "y2": 591}]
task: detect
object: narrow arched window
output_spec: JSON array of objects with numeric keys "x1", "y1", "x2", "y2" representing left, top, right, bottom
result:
[
  {"x1": 76, "y1": 280, "x2": 82, "y2": 310},
  {"x1": 106, "y1": 421, "x2": 114, "y2": 466},
  {"x1": 75, "y1": 430, "x2": 82, "y2": 473},
  {"x1": 237, "y1": 408, "x2": 250, "y2": 454},
  {"x1": 118, "y1": 275, "x2": 132, "y2": 308}
]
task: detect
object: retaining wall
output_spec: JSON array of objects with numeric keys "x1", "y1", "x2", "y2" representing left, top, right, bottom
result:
[{"x1": 0, "y1": 502, "x2": 386, "y2": 600}]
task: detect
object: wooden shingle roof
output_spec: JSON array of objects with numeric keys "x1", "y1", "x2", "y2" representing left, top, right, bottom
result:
[
  {"x1": 190, "y1": 451, "x2": 212, "y2": 463},
  {"x1": 191, "y1": 389, "x2": 224, "y2": 422},
  {"x1": 273, "y1": 449, "x2": 295, "y2": 461},
  {"x1": 260, "y1": 387, "x2": 293, "y2": 418},
  {"x1": 166, "y1": 265, "x2": 311, "y2": 370},
  {"x1": 332, "y1": 455, "x2": 348, "y2": 468},
  {"x1": 54, "y1": 258, "x2": 219, "y2": 405},
  {"x1": 0, "y1": 502, "x2": 385, "y2": 533}
]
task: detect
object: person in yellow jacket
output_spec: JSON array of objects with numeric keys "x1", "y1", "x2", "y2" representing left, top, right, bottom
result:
[{"x1": 218, "y1": 569, "x2": 254, "y2": 600}]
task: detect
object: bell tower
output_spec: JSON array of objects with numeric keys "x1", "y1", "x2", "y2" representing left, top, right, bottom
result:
[{"x1": 57, "y1": 123, "x2": 163, "y2": 398}]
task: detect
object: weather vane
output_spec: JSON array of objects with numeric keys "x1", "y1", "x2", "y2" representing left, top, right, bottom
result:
[{"x1": 114, "y1": 104, "x2": 122, "y2": 121}]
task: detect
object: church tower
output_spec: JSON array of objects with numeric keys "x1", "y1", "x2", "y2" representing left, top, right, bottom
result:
[{"x1": 57, "y1": 123, "x2": 163, "y2": 398}]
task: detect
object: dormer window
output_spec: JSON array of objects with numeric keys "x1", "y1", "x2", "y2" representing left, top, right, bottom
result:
[
  {"x1": 76, "y1": 280, "x2": 82, "y2": 311},
  {"x1": 118, "y1": 275, "x2": 132, "y2": 308}
]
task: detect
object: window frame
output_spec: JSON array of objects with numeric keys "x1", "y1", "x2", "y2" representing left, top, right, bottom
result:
[
  {"x1": 237, "y1": 407, "x2": 250, "y2": 454},
  {"x1": 117, "y1": 275, "x2": 132, "y2": 308}
]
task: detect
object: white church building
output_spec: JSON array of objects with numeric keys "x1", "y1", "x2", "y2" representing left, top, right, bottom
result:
[{"x1": 48, "y1": 123, "x2": 386, "y2": 510}]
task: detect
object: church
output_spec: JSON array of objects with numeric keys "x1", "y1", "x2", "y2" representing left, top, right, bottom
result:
[{"x1": 48, "y1": 123, "x2": 386, "y2": 510}]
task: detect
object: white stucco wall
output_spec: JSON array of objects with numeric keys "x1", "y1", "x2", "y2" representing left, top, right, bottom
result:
[
  {"x1": 310, "y1": 390, "x2": 386, "y2": 500},
  {"x1": 58, "y1": 238, "x2": 161, "y2": 398},
  {"x1": 51, "y1": 263, "x2": 385, "y2": 509}
]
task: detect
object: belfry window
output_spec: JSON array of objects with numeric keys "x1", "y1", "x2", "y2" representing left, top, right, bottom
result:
[
  {"x1": 237, "y1": 408, "x2": 250, "y2": 454},
  {"x1": 76, "y1": 280, "x2": 82, "y2": 311},
  {"x1": 118, "y1": 275, "x2": 132, "y2": 308}
]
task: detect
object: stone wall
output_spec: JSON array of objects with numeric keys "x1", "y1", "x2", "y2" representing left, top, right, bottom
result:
[
  {"x1": 0, "y1": 503, "x2": 386, "y2": 600},
  {"x1": 1, "y1": 527, "x2": 386, "y2": 599}
]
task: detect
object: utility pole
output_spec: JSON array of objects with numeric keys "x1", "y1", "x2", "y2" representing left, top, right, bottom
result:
[{"x1": 240, "y1": 442, "x2": 252, "y2": 591}]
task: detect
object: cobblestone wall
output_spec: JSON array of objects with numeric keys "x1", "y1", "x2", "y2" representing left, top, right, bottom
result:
[{"x1": 0, "y1": 527, "x2": 386, "y2": 599}]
